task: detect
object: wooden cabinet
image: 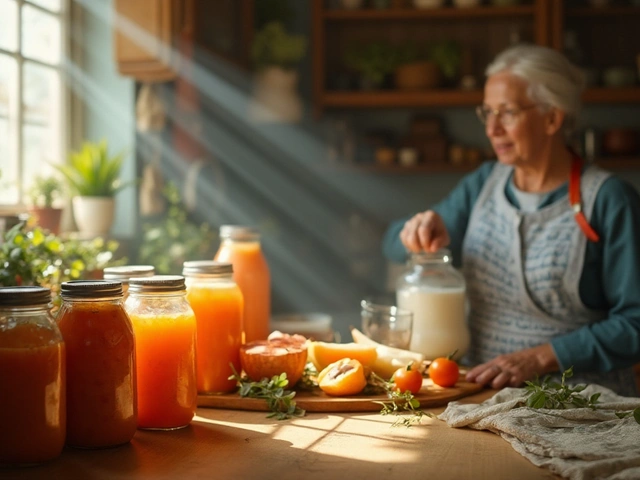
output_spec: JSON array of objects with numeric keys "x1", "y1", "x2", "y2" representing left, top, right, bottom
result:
[
  {"x1": 114, "y1": 0, "x2": 183, "y2": 82},
  {"x1": 113, "y1": 0, "x2": 254, "y2": 82},
  {"x1": 312, "y1": 0, "x2": 640, "y2": 114},
  {"x1": 312, "y1": 0, "x2": 640, "y2": 172},
  {"x1": 312, "y1": 0, "x2": 553, "y2": 115}
]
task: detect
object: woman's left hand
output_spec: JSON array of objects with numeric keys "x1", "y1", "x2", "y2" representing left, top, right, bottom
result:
[{"x1": 465, "y1": 344, "x2": 559, "y2": 389}]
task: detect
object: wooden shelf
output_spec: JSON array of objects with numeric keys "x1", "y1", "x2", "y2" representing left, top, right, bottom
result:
[
  {"x1": 323, "y1": 157, "x2": 640, "y2": 175},
  {"x1": 582, "y1": 88, "x2": 640, "y2": 104},
  {"x1": 319, "y1": 87, "x2": 640, "y2": 109},
  {"x1": 322, "y1": 162, "x2": 477, "y2": 174},
  {"x1": 321, "y1": 90, "x2": 483, "y2": 108},
  {"x1": 323, "y1": 5, "x2": 535, "y2": 21},
  {"x1": 566, "y1": 6, "x2": 640, "y2": 17},
  {"x1": 596, "y1": 157, "x2": 640, "y2": 170}
]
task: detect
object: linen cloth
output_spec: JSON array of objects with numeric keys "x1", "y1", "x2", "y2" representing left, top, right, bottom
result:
[{"x1": 439, "y1": 385, "x2": 640, "y2": 480}]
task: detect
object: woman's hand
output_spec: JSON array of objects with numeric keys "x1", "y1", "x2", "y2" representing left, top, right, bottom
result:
[
  {"x1": 465, "y1": 344, "x2": 559, "y2": 389},
  {"x1": 400, "y1": 210, "x2": 450, "y2": 253}
]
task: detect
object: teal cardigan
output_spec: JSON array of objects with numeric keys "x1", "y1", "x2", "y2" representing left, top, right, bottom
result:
[{"x1": 383, "y1": 161, "x2": 640, "y2": 374}]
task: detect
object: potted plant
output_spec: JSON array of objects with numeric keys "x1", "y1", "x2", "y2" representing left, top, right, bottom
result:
[
  {"x1": 55, "y1": 140, "x2": 129, "y2": 236},
  {"x1": 343, "y1": 42, "x2": 397, "y2": 90},
  {"x1": 428, "y1": 40, "x2": 463, "y2": 87},
  {"x1": 249, "y1": 21, "x2": 307, "y2": 122},
  {"x1": 27, "y1": 175, "x2": 65, "y2": 235},
  {"x1": 393, "y1": 43, "x2": 441, "y2": 90}
]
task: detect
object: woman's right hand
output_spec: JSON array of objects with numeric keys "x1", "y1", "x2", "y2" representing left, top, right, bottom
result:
[{"x1": 400, "y1": 210, "x2": 450, "y2": 253}]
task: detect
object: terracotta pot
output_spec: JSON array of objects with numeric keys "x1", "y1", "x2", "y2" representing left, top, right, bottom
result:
[
  {"x1": 394, "y1": 62, "x2": 440, "y2": 90},
  {"x1": 602, "y1": 129, "x2": 638, "y2": 156},
  {"x1": 28, "y1": 207, "x2": 63, "y2": 235}
]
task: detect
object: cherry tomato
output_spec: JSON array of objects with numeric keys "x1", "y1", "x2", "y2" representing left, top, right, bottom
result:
[
  {"x1": 428, "y1": 355, "x2": 459, "y2": 388},
  {"x1": 392, "y1": 364, "x2": 423, "y2": 395}
]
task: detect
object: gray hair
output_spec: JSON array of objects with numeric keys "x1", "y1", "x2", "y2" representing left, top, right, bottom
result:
[{"x1": 486, "y1": 44, "x2": 586, "y2": 136}]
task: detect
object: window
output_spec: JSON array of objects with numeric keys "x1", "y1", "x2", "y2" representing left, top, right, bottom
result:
[{"x1": 0, "y1": 0, "x2": 67, "y2": 206}]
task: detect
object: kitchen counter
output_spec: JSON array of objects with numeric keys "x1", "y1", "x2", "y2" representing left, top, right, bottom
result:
[{"x1": 1, "y1": 389, "x2": 559, "y2": 480}]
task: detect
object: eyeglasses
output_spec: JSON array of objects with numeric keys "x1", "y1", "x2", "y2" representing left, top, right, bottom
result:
[{"x1": 475, "y1": 104, "x2": 539, "y2": 127}]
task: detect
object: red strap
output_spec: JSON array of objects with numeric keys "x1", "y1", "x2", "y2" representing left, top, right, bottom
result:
[{"x1": 569, "y1": 154, "x2": 600, "y2": 243}]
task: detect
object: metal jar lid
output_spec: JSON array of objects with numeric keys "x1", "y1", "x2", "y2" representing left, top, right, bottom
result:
[
  {"x1": 219, "y1": 225, "x2": 260, "y2": 241},
  {"x1": 0, "y1": 286, "x2": 51, "y2": 307},
  {"x1": 103, "y1": 265, "x2": 155, "y2": 282},
  {"x1": 182, "y1": 260, "x2": 233, "y2": 276},
  {"x1": 61, "y1": 280, "x2": 123, "y2": 299},
  {"x1": 128, "y1": 275, "x2": 186, "y2": 294}
]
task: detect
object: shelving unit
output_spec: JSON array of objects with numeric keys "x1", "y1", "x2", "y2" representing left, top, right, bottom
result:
[{"x1": 312, "y1": 0, "x2": 640, "y2": 172}]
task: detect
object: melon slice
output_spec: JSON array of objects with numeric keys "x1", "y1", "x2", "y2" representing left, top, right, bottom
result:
[{"x1": 308, "y1": 341, "x2": 377, "y2": 371}]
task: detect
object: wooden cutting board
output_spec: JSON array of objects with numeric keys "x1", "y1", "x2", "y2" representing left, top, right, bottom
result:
[{"x1": 197, "y1": 378, "x2": 484, "y2": 413}]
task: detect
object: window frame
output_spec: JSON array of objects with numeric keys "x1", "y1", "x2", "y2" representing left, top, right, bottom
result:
[{"x1": 0, "y1": 0, "x2": 71, "y2": 209}]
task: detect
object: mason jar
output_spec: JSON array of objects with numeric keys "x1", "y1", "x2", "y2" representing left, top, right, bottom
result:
[
  {"x1": 103, "y1": 265, "x2": 155, "y2": 299},
  {"x1": 56, "y1": 280, "x2": 137, "y2": 449},
  {"x1": 396, "y1": 249, "x2": 469, "y2": 360},
  {"x1": 0, "y1": 286, "x2": 66, "y2": 465},
  {"x1": 183, "y1": 260, "x2": 243, "y2": 394},
  {"x1": 125, "y1": 275, "x2": 197, "y2": 430},
  {"x1": 214, "y1": 225, "x2": 270, "y2": 343}
]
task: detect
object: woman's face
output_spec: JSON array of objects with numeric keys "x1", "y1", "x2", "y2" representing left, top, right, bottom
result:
[{"x1": 482, "y1": 71, "x2": 550, "y2": 166}]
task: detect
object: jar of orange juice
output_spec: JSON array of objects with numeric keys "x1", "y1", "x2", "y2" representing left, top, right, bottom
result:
[
  {"x1": 103, "y1": 265, "x2": 155, "y2": 299},
  {"x1": 125, "y1": 275, "x2": 197, "y2": 430},
  {"x1": 183, "y1": 260, "x2": 243, "y2": 394},
  {"x1": 0, "y1": 286, "x2": 66, "y2": 466},
  {"x1": 214, "y1": 225, "x2": 270, "y2": 343},
  {"x1": 56, "y1": 280, "x2": 137, "y2": 449}
]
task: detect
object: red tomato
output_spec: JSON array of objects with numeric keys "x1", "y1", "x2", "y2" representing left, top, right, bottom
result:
[
  {"x1": 392, "y1": 364, "x2": 423, "y2": 395},
  {"x1": 428, "y1": 356, "x2": 459, "y2": 388}
]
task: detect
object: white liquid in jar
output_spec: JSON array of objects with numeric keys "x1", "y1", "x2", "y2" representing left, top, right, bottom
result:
[{"x1": 397, "y1": 286, "x2": 469, "y2": 360}]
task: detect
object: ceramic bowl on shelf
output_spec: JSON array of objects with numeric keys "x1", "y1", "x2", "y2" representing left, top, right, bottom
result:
[
  {"x1": 602, "y1": 129, "x2": 638, "y2": 157},
  {"x1": 453, "y1": 0, "x2": 482, "y2": 7},
  {"x1": 413, "y1": 0, "x2": 445, "y2": 8}
]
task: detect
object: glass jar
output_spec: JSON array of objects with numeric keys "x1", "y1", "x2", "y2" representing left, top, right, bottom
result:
[
  {"x1": 56, "y1": 280, "x2": 137, "y2": 449},
  {"x1": 0, "y1": 286, "x2": 65, "y2": 466},
  {"x1": 125, "y1": 275, "x2": 197, "y2": 430},
  {"x1": 214, "y1": 225, "x2": 270, "y2": 342},
  {"x1": 183, "y1": 260, "x2": 243, "y2": 394},
  {"x1": 103, "y1": 265, "x2": 155, "y2": 299},
  {"x1": 396, "y1": 249, "x2": 469, "y2": 360}
]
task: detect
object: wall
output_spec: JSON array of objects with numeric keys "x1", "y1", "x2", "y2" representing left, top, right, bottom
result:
[{"x1": 73, "y1": 0, "x2": 136, "y2": 239}]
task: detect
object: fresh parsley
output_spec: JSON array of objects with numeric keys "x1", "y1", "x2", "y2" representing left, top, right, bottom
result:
[
  {"x1": 229, "y1": 365, "x2": 305, "y2": 420},
  {"x1": 369, "y1": 372, "x2": 434, "y2": 427},
  {"x1": 522, "y1": 366, "x2": 640, "y2": 424}
]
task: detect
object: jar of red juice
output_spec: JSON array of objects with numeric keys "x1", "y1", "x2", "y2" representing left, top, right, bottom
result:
[
  {"x1": 56, "y1": 280, "x2": 137, "y2": 448},
  {"x1": 0, "y1": 286, "x2": 66, "y2": 465}
]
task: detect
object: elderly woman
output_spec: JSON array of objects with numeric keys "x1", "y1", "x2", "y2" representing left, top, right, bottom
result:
[{"x1": 382, "y1": 44, "x2": 640, "y2": 396}]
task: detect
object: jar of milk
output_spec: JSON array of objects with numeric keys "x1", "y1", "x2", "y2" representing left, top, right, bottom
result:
[{"x1": 396, "y1": 249, "x2": 469, "y2": 361}]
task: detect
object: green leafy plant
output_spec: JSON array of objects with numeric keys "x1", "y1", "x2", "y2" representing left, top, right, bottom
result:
[
  {"x1": 27, "y1": 175, "x2": 65, "y2": 208},
  {"x1": 428, "y1": 40, "x2": 462, "y2": 83},
  {"x1": 55, "y1": 140, "x2": 128, "y2": 197},
  {"x1": 137, "y1": 183, "x2": 216, "y2": 275},
  {"x1": 229, "y1": 365, "x2": 305, "y2": 420},
  {"x1": 0, "y1": 222, "x2": 125, "y2": 303},
  {"x1": 251, "y1": 21, "x2": 307, "y2": 71},
  {"x1": 521, "y1": 367, "x2": 640, "y2": 424},
  {"x1": 343, "y1": 42, "x2": 398, "y2": 86},
  {"x1": 522, "y1": 367, "x2": 601, "y2": 410},
  {"x1": 369, "y1": 372, "x2": 434, "y2": 427}
]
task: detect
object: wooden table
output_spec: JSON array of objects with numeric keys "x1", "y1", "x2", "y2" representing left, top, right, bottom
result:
[{"x1": 1, "y1": 389, "x2": 559, "y2": 480}]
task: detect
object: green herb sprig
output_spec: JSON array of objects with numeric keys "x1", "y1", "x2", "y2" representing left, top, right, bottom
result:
[
  {"x1": 229, "y1": 365, "x2": 305, "y2": 420},
  {"x1": 522, "y1": 367, "x2": 640, "y2": 425},
  {"x1": 369, "y1": 372, "x2": 434, "y2": 427},
  {"x1": 522, "y1": 367, "x2": 601, "y2": 410}
]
